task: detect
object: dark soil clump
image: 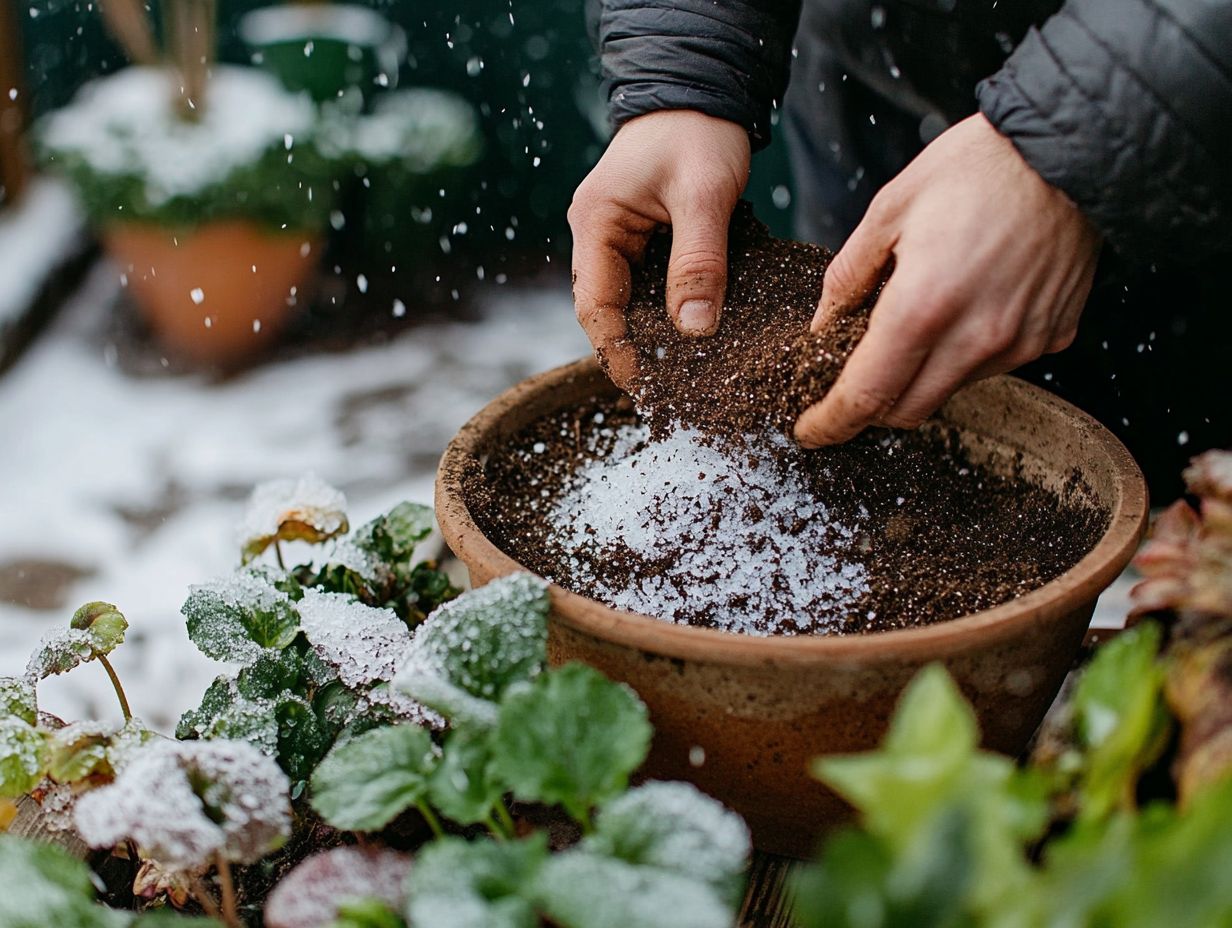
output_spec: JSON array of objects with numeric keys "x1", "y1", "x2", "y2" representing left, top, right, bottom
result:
[{"x1": 624, "y1": 201, "x2": 870, "y2": 435}]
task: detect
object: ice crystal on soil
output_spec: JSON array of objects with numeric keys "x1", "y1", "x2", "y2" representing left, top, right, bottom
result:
[
  {"x1": 395, "y1": 574, "x2": 549, "y2": 728},
  {"x1": 239, "y1": 473, "x2": 349, "y2": 562},
  {"x1": 546, "y1": 423, "x2": 868, "y2": 635},
  {"x1": 265, "y1": 845, "x2": 411, "y2": 928},
  {"x1": 74, "y1": 739, "x2": 291, "y2": 870}
]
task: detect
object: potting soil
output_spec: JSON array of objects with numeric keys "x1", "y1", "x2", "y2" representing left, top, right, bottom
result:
[{"x1": 466, "y1": 207, "x2": 1109, "y2": 635}]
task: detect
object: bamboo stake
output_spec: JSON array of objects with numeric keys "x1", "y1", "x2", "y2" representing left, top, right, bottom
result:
[{"x1": 99, "y1": 0, "x2": 159, "y2": 65}]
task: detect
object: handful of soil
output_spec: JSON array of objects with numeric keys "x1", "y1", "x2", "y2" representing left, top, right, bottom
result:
[{"x1": 624, "y1": 201, "x2": 870, "y2": 435}]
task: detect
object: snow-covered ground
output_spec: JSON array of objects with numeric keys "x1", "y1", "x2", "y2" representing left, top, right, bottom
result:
[
  {"x1": 0, "y1": 178, "x2": 85, "y2": 329},
  {"x1": 0, "y1": 263, "x2": 588, "y2": 730}
]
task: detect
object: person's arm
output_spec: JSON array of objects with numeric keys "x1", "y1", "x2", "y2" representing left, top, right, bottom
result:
[
  {"x1": 977, "y1": 0, "x2": 1232, "y2": 262},
  {"x1": 794, "y1": 0, "x2": 1232, "y2": 448},
  {"x1": 570, "y1": 1, "x2": 801, "y2": 386}
]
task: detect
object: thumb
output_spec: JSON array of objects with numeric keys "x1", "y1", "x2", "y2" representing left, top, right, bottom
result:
[
  {"x1": 812, "y1": 205, "x2": 896, "y2": 333},
  {"x1": 665, "y1": 205, "x2": 732, "y2": 337}
]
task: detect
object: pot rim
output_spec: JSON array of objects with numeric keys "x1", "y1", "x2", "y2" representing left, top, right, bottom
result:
[{"x1": 436, "y1": 357, "x2": 1149, "y2": 668}]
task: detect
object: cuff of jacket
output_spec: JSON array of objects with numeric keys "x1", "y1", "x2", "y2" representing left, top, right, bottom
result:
[
  {"x1": 977, "y1": 0, "x2": 1232, "y2": 263},
  {"x1": 608, "y1": 82, "x2": 775, "y2": 149}
]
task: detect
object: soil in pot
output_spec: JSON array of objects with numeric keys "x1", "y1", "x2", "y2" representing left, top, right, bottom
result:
[{"x1": 463, "y1": 206, "x2": 1111, "y2": 636}]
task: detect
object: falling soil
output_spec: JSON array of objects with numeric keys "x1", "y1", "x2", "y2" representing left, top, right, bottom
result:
[{"x1": 465, "y1": 205, "x2": 1109, "y2": 635}]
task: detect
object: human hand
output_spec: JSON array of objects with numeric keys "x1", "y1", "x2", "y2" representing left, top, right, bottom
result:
[
  {"x1": 794, "y1": 113, "x2": 1101, "y2": 448},
  {"x1": 568, "y1": 110, "x2": 751, "y2": 387}
]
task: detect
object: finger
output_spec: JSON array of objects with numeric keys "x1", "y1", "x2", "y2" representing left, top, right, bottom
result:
[
  {"x1": 570, "y1": 227, "x2": 643, "y2": 389},
  {"x1": 879, "y1": 344, "x2": 988, "y2": 428},
  {"x1": 812, "y1": 197, "x2": 898, "y2": 333},
  {"x1": 794, "y1": 271, "x2": 933, "y2": 448},
  {"x1": 665, "y1": 202, "x2": 733, "y2": 337}
]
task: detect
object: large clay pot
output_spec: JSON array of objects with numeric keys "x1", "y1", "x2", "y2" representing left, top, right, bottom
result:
[
  {"x1": 102, "y1": 221, "x2": 319, "y2": 365},
  {"x1": 436, "y1": 358, "x2": 1148, "y2": 857}
]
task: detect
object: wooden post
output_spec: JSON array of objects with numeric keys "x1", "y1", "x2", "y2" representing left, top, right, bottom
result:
[{"x1": 0, "y1": 0, "x2": 29, "y2": 206}]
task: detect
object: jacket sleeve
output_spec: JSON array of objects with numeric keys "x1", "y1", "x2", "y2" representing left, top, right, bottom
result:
[
  {"x1": 597, "y1": 0, "x2": 803, "y2": 149},
  {"x1": 976, "y1": 0, "x2": 1232, "y2": 263}
]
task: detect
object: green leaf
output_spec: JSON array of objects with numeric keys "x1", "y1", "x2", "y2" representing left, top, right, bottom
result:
[
  {"x1": 535, "y1": 851, "x2": 735, "y2": 928},
  {"x1": 310, "y1": 725, "x2": 437, "y2": 831},
  {"x1": 1070, "y1": 622, "x2": 1170, "y2": 822},
  {"x1": 275, "y1": 694, "x2": 333, "y2": 783},
  {"x1": 330, "y1": 900, "x2": 408, "y2": 928},
  {"x1": 235, "y1": 648, "x2": 303, "y2": 701},
  {"x1": 491, "y1": 663, "x2": 652, "y2": 824},
  {"x1": 0, "y1": 717, "x2": 47, "y2": 798},
  {"x1": 395, "y1": 574, "x2": 549, "y2": 728},
  {"x1": 0, "y1": 676, "x2": 37, "y2": 726},
  {"x1": 70, "y1": 602, "x2": 128, "y2": 654},
  {"x1": 405, "y1": 835, "x2": 546, "y2": 928},
  {"x1": 132, "y1": 913, "x2": 225, "y2": 926},
  {"x1": 47, "y1": 721, "x2": 117, "y2": 783},
  {"x1": 182, "y1": 567, "x2": 301, "y2": 663},
  {"x1": 403, "y1": 561, "x2": 462, "y2": 622},
  {"x1": 354, "y1": 502, "x2": 434, "y2": 565},
  {"x1": 176, "y1": 678, "x2": 280, "y2": 757},
  {"x1": 584, "y1": 781, "x2": 750, "y2": 903},
  {"x1": 0, "y1": 835, "x2": 129, "y2": 928},
  {"x1": 428, "y1": 730, "x2": 504, "y2": 827}
]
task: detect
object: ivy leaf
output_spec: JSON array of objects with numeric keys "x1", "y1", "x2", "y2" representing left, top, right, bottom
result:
[
  {"x1": 1070, "y1": 622, "x2": 1170, "y2": 821},
  {"x1": 309, "y1": 725, "x2": 438, "y2": 831},
  {"x1": 395, "y1": 574, "x2": 549, "y2": 729},
  {"x1": 25, "y1": 602, "x2": 129, "y2": 681},
  {"x1": 428, "y1": 730, "x2": 504, "y2": 827},
  {"x1": 583, "y1": 781, "x2": 750, "y2": 903},
  {"x1": 535, "y1": 850, "x2": 735, "y2": 928},
  {"x1": 182, "y1": 567, "x2": 301, "y2": 663},
  {"x1": 0, "y1": 676, "x2": 37, "y2": 726},
  {"x1": 0, "y1": 717, "x2": 47, "y2": 799},
  {"x1": 490, "y1": 663, "x2": 652, "y2": 824},
  {"x1": 240, "y1": 473, "x2": 349, "y2": 564},
  {"x1": 0, "y1": 834, "x2": 130, "y2": 928},
  {"x1": 405, "y1": 835, "x2": 546, "y2": 928}
]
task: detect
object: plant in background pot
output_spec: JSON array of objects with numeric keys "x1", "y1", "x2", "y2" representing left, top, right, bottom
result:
[{"x1": 37, "y1": 0, "x2": 341, "y2": 365}]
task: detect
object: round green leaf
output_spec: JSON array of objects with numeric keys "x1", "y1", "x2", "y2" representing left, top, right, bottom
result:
[
  {"x1": 0, "y1": 718, "x2": 47, "y2": 799},
  {"x1": 310, "y1": 725, "x2": 437, "y2": 831},
  {"x1": 0, "y1": 677, "x2": 37, "y2": 726}
]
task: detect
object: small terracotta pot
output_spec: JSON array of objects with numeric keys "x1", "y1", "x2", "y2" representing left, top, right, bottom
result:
[
  {"x1": 102, "y1": 221, "x2": 320, "y2": 365},
  {"x1": 436, "y1": 358, "x2": 1148, "y2": 857}
]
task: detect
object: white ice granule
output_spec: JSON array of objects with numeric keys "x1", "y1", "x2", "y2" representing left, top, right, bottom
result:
[
  {"x1": 546, "y1": 424, "x2": 868, "y2": 635},
  {"x1": 296, "y1": 589, "x2": 409, "y2": 691},
  {"x1": 74, "y1": 738, "x2": 291, "y2": 870}
]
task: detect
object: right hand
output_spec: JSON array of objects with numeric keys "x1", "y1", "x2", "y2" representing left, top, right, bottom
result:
[{"x1": 568, "y1": 110, "x2": 751, "y2": 388}]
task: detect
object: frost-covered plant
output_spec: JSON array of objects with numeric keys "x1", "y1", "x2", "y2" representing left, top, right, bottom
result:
[
  {"x1": 264, "y1": 846, "x2": 410, "y2": 928},
  {"x1": 177, "y1": 477, "x2": 458, "y2": 788}
]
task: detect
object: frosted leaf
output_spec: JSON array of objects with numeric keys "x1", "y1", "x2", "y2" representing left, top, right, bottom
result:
[
  {"x1": 394, "y1": 574, "x2": 549, "y2": 728},
  {"x1": 47, "y1": 720, "x2": 122, "y2": 783},
  {"x1": 585, "y1": 781, "x2": 750, "y2": 899},
  {"x1": 17, "y1": 605, "x2": 130, "y2": 696},
  {"x1": 105, "y1": 718, "x2": 156, "y2": 773},
  {"x1": 535, "y1": 851, "x2": 735, "y2": 928},
  {"x1": 0, "y1": 676, "x2": 37, "y2": 725},
  {"x1": 319, "y1": 89, "x2": 483, "y2": 171},
  {"x1": 34, "y1": 781, "x2": 79, "y2": 834},
  {"x1": 176, "y1": 677, "x2": 279, "y2": 757},
  {"x1": 298, "y1": 588, "x2": 411, "y2": 691},
  {"x1": 366, "y1": 683, "x2": 445, "y2": 730},
  {"x1": 0, "y1": 834, "x2": 128, "y2": 928},
  {"x1": 182, "y1": 567, "x2": 300, "y2": 663},
  {"x1": 74, "y1": 739, "x2": 291, "y2": 870},
  {"x1": 0, "y1": 717, "x2": 47, "y2": 798},
  {"x1": 240, "y1": 473, "x2": 349, "y2": 562},
  {"x1": 405, "y1": 835, "x2": 546, "y2": 928},
  {"x1": 265, "y1": 846, "x2": 410, "y2": 928},
  {"x1": 309, "y1": 724, "x2": 437, "y2": 832}
]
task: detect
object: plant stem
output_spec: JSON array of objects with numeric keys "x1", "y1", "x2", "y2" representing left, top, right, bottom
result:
[
  {"x1": 484, "y1": 814, "x2": 508, "y2": 842},
  {"x1": 189, "y1": 875, "x2": 225, "y2": 924},
  {"x1": 572, "y1": 805, "x2": 595, "y2": 835},
  {"x1": 274, "y1": 540, "x2": 286, "y2": 570},
  {"x1": 97, "y1": 654, "x2": 132, "y2": 721},
  {"x1": 493, "y1": 801, "x2": 517, "y2": 839},
  {"x1": 416, "y1": 802, "x2": 446, "y2": 840},
  {"x1": 215, "y1": 852, "x2": 240, "y2": 928}
]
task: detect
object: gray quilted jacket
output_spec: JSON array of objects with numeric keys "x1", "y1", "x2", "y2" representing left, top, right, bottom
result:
[{"x1": 595, "y1": 0, "x2": 1232, "y2": 263}]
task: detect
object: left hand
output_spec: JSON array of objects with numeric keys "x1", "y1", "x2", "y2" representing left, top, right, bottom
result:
[{"x1": 794, "y1": 113, "x2": 1101, "y2": 448}]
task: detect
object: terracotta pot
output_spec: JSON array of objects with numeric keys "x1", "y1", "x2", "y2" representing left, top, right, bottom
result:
[
  {"x1": 436, "y1": 358, "x2": 1148, "y2": 857},
  {"x1": 102, "y1": 221, "x2": 320, "y2": 365}
]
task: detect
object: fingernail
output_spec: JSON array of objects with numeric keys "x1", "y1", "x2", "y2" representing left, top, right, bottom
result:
[{"x1": 678, "y1": 299, "x2": 716, "y2": 335}]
